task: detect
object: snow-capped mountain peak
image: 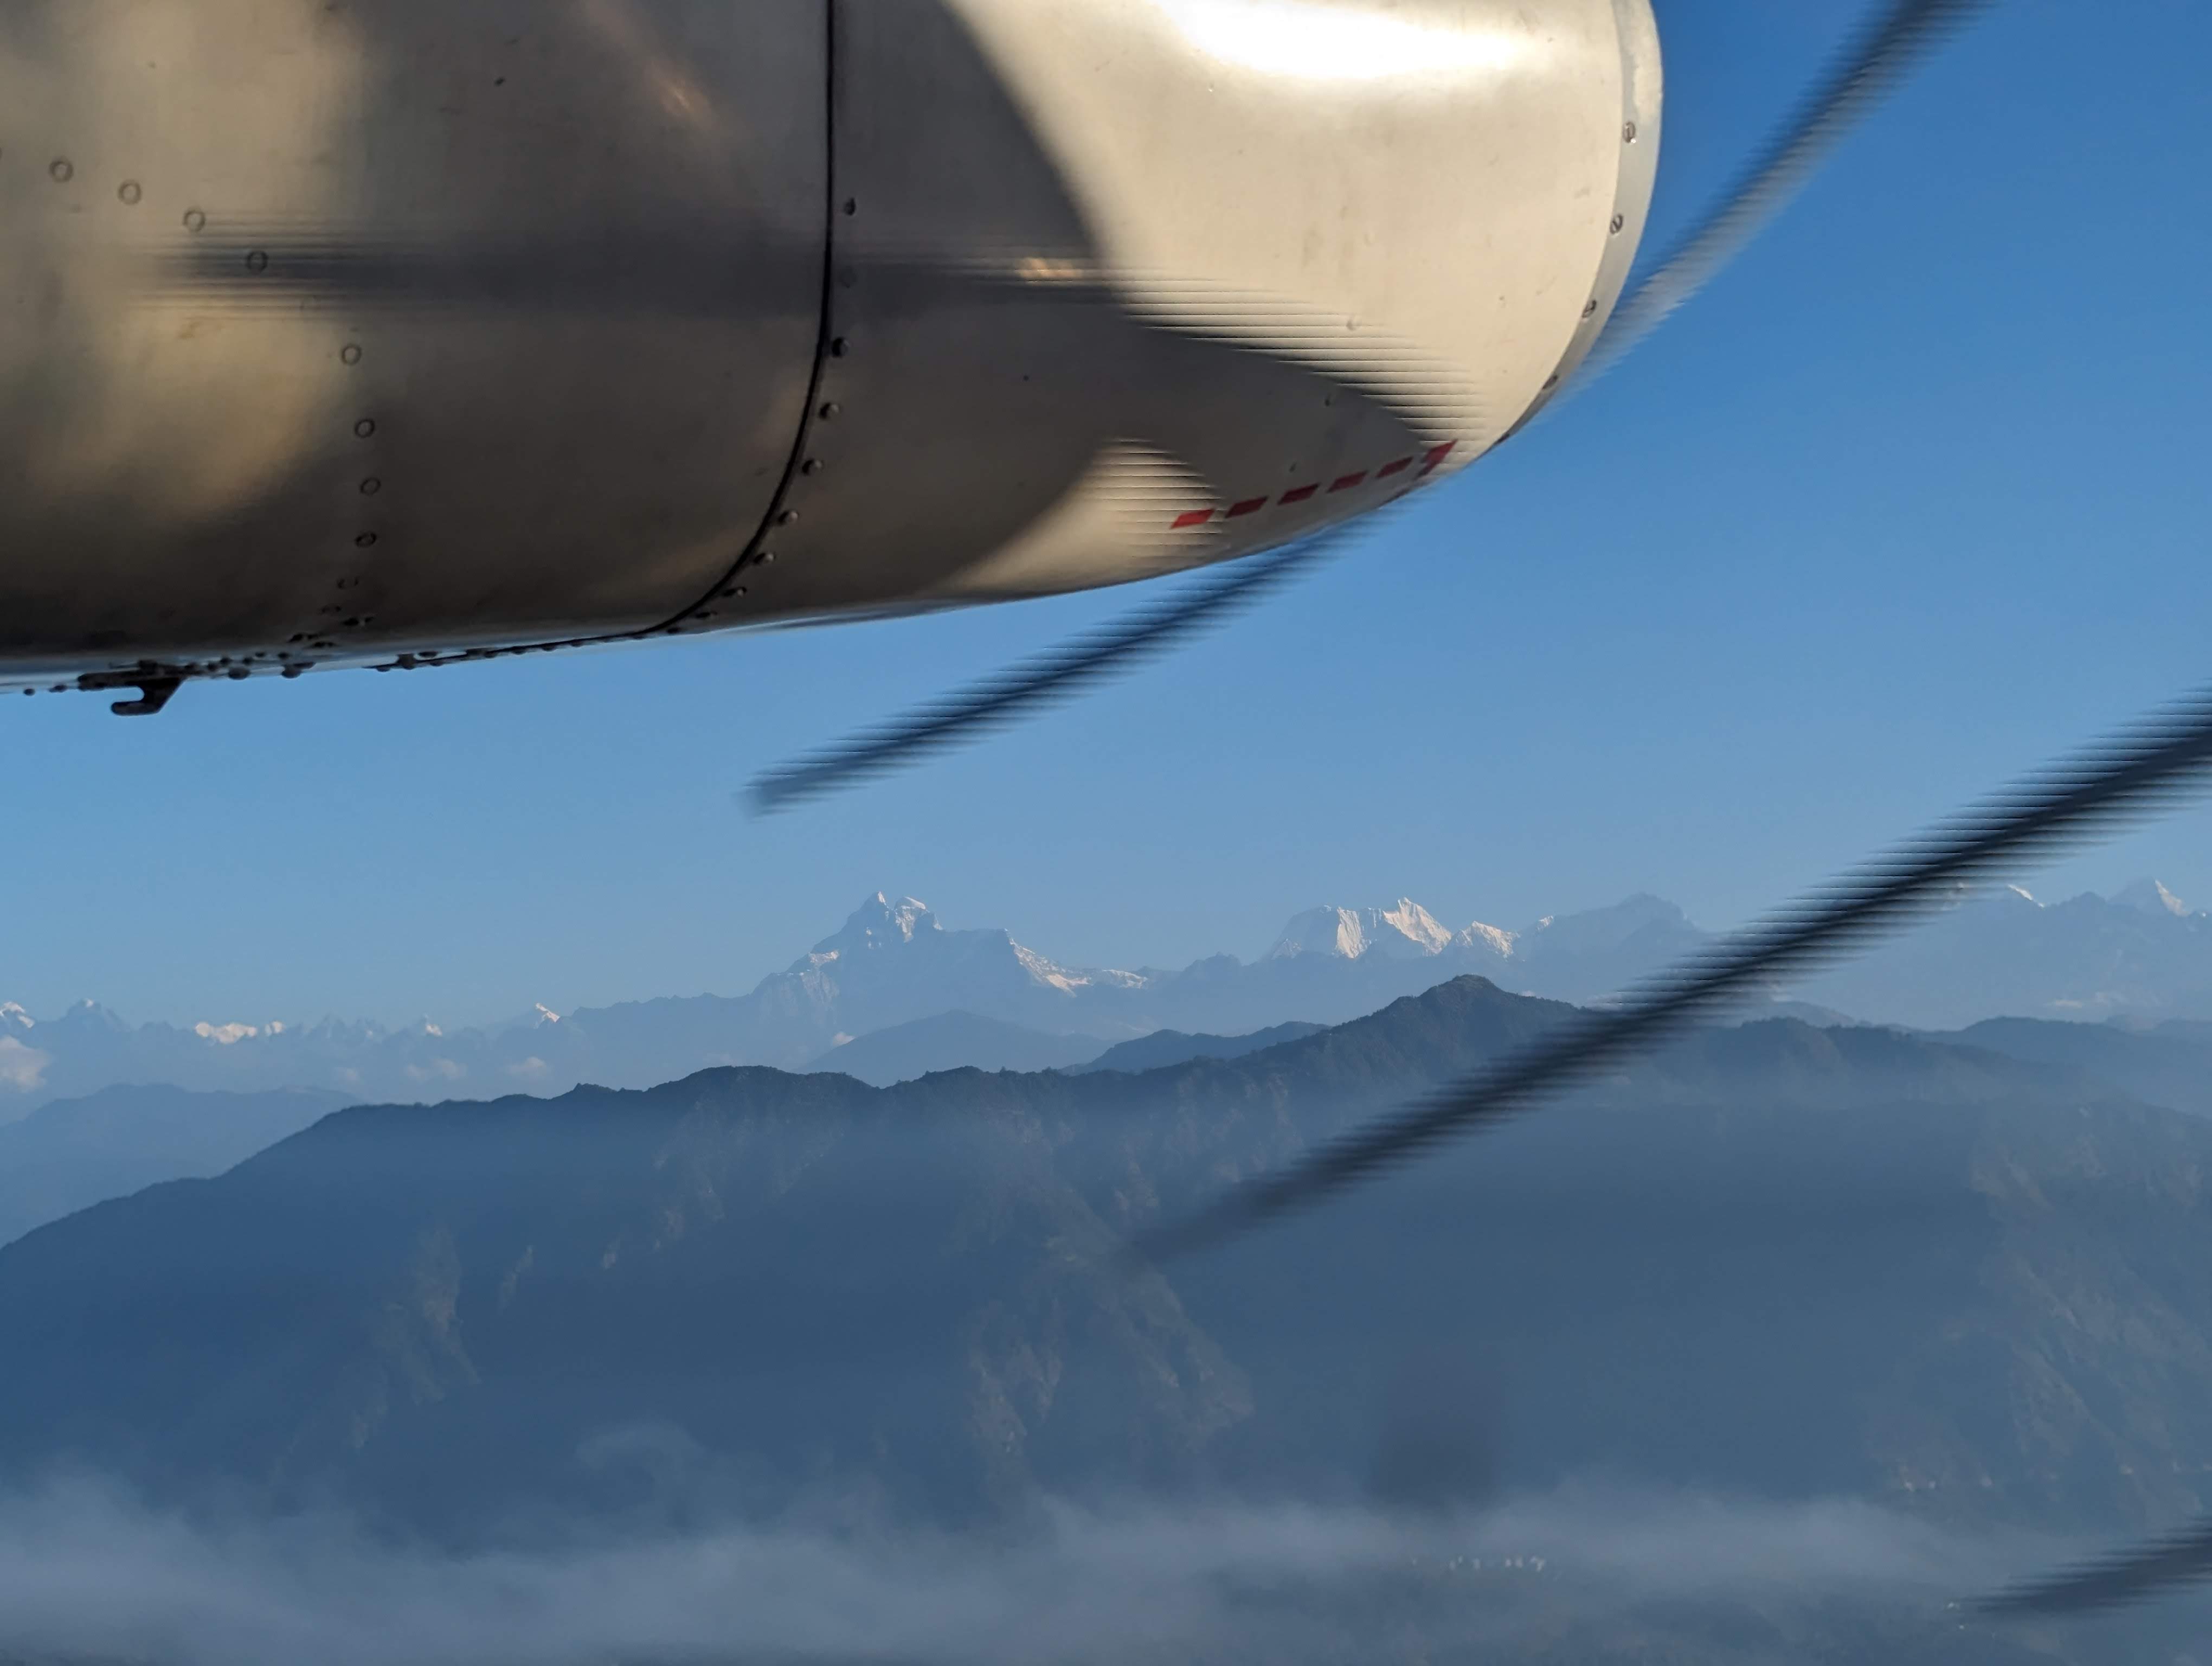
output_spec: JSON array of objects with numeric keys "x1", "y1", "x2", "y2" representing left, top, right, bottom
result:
[
  {"x1": 1378, "y1": 899, "x2": 1454, "y2": 956},
  {"x1": 1456, "y1": 920, "x2": 1516, "y2": 960},
  {"x1": 806, "y1": 894, "x2": 944, "y2": 965},
  {"x1": 0, "y1": 1003, "x2": 32, "y2": 1033},
  {"x1": 2115, "y1": 878, "x2": 2194, "y2": 919},
  {"x1": 1270, "y1": 900, "x2": 1455, "y2": 962},
  {"x1": 1269, "y1": 907, "x2": 1368, "y2": 961}
]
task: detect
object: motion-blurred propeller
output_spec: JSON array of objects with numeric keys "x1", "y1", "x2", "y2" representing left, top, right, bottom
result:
[
  {"x1": 747, "y1": 527, "x2": 1351, "y2": 813},
  {"x1": 1138, "y1": 689, "x2": 2212, "y2": 1257},
  {"x1": 746, "y1": 0, "x2": 1990, "y2": 815},
  {"x1": 1982, "y1": 1520, "x2": 2212, "y2": 1616}
]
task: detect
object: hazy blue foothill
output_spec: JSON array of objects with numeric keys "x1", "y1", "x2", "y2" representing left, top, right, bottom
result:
[
  {"x1": 9, "y1": 976, "x2": 2212, "y2": 1569},
  {"x1": 0, "y1": 1084, "x2": 349, "y2": 1247},
  {"x1": 1070, "y1": 1020, "x2": 1329, "y2": 1075},
  {"x1": 803, "y1": 1010, "x2": 1104, "y2": 1086}
]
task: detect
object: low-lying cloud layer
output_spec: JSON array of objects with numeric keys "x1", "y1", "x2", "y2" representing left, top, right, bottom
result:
[{"x1": 0, "y1": 1477, "x2": 2129, "y2": 1665}]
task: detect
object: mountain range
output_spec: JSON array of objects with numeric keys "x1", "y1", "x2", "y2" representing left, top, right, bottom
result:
[
  {"x1": 17, "y1": 977, "x2": 2212, "y2": 1657},
  {"x1": 6, "y1": 879, "x2": 2212, "y2": 1117},
  {"x1": 9, "y1": 977, "x2": 2212, "y2": 1659}
]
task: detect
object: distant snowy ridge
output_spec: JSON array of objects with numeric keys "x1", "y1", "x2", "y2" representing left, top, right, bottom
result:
[
  {"x1": 7, "y1": 879, "x2": 2212, "y2": 1112},
  {"x1": 1269, "y1": 900, "x2": 1464, "y2": 963}
]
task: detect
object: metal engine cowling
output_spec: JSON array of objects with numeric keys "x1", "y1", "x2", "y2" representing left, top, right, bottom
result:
[
  {"x1": 734, "y1": 0, "x2": 1662, "y2": 623},
  {"x1": 0, "y1": 0, "x2": 1658, "y2": 695}
]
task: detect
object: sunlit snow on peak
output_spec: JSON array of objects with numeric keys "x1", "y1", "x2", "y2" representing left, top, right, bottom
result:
[
  {"x1": 193, "y1": 1021, "x2": 285, "y2": 1046},
  {"x1": 2115, "y1": 877, "x2": 2194, "y2": 919},
  {"x1": 1270, "y1": 900, "x2": 1509, "y2": 963}
]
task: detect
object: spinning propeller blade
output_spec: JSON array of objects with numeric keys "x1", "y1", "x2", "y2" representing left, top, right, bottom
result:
[
  {"x1": 1981, "y1": 1521, "x2": 2212, "y2": 1616},
  {"x1": 745, "y1": 528, "x2": 1349, "y2": 814},
  {"x1": 1138, "y1": 688, "x2": 2212, "y2": 1258},
  {"x1": 1578, "y1": 0, "x2": 1987, "y2": 386}
]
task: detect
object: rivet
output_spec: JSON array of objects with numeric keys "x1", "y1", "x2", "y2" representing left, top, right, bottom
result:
[
  {"x1": 757, "y1": 550, "x2": 775, "y2": 563},
  {"x1": 1610, "y1": 213, "x2": 1625, "y2": 234},
  {"x1": 819, "y1": 402, "x2": 840, "y2": 420},
  {"x1": 340, "y1": 343, "x2": 363, "y2": 366},
  {"x1": 354, "y1": 418, "x2": 376, "y2": 438},
  {"x1": 777, "y1": 509, "x2": 799, "y2": 526},
  {"x1": 1623, "y1": 120, "x2": 1638, "y2": 143},
  {"x1": 355, "y1": 533, "x2": 378, "y2": 548},
  {"x1": 719, "y1": 586, "x2": 739, "y2": 599},
  {"x1": 118, "y1": 180, "x2": 142, "y2": 205},
  {"x1": 282, "y1": 665, "x2": 305, "y2": 678},
  {"x1": 48, "y1": 158, "x2": 72, "y2": 183},
  {"x1": 841, "y1": 197, "x2": 858, "y2": 216},
  {"x1": 1544, "y1": 373, "x2": 1560, "y2": 389},
  {"x1": 692, "y1": 611, "x2": 710, "y2": 621},
  {"x1": 1582, "y1": 298, "x2": 1599, "y2": 318},
  {"x1": 359, "y1": 477, "x2": 381, "y2": 495},
  {"x1": 227, "y1": 667, "x2": 249, "y2": 681},
  {"x1": 801, "y1": 459, "x2": 824, "y2": 475},
  {"x1": 829, "y1": 337, "x2": 850, "y2": 357},
  {"x1": 20, "y1": 689, "x2": 31, "y2": 697},
  {"x1": 734, "y1": 586, "x2": 748, "y2": 597},
  {"x1": 183, "y1": 208, "x2": 206, "y2": 232},
  {"x1": 245, "y1": 249, "x2": 268, "y2": 273}
]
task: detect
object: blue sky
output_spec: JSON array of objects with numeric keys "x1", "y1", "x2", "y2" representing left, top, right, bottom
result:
[{"x1": 4, "y1": 0, "x2": 2208, "y2": 1029}]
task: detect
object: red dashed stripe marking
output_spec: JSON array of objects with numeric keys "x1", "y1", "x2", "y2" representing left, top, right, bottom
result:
[{"x1": 1170, "y1": 440, "x2": 1461, "y2": 530}]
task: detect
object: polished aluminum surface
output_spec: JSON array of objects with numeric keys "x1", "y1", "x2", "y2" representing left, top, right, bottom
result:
[
  {"x1": 743, "y1": 0, "x2": 1661, "y2": 621},
  {"x1": 0, "y1": 0, "x2": 827, "y2": 682},
  {"x1": 0, "y1": 0, "x2": 1658, "y2": 702}
]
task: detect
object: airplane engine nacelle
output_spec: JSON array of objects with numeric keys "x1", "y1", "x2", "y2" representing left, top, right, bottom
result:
[
  {"x1": 761, "y1": 0, "x2": 1663, "y2": 620},
  {"x1": 0, "y1": 0, "x2": 1657, "y2": 693}
]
